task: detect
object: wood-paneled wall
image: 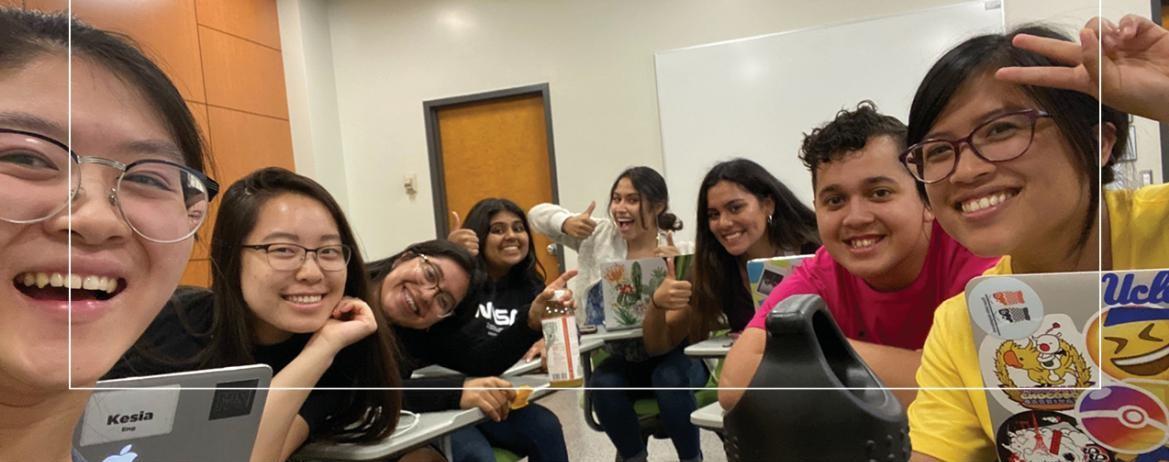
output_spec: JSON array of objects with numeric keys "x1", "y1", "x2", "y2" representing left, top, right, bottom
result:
[{"x1": 17, "y1": 0, "x2": 296, "y2": 287}]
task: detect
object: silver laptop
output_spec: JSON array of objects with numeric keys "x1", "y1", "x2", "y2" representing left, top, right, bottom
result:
[
  {"x1": 966, "y1": 269, "x2": 1169, "y2": 461},
  {"x1": 73, "y1": 364, "x2": 272, "y2": 462}
]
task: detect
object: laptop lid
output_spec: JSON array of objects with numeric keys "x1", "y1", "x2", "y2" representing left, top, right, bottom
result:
[
  {"x1": 966, "y1": 269, "x2": 1169, "y2": 460},
  {"x1": 746, "y1": 254, "x2": 812, "y2": 308},
  {"x1": 73, "y1": 364, "x2": 272, "y2": 462}
]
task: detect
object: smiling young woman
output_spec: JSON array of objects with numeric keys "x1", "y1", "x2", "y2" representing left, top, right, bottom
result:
[
  {"x1": 111, "y1": 167, "x2": 401, "y2": 462},
  {"x1": 0, "y1": 9, "x2": 217, "y2": 462},
  {"x1": 904, "y1": 18, "x2": 1169, "y2": 461}
]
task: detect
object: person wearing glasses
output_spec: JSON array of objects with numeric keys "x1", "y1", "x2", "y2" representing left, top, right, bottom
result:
[
  {"x1": 111, "y1": 167, "x2": 405, "y2": 462},
  {"x1": 904, "y1": 18, "x2": 1169, "y2": 462},
  {"x1": 0, "y1": 9, "x2": 219, "y2": 462},
  {"x1": 717, "y1": 103, "x2": 996, "y2": 412},
  {"x1": 366, "y1": 240, "x2": 574, "y2": 462}
]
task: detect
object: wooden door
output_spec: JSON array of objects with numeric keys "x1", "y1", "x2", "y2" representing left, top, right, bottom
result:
[{"x1": 428, "y1": 85, "x2": 563, "y2": 283}]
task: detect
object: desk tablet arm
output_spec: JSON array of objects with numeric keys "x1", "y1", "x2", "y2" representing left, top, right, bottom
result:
[{"x1": 722, "y1": 294, "x2": 909, "y2": 462}]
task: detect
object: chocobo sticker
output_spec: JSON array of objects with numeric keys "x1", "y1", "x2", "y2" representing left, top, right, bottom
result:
[{"x1": 982, "y1": 314, "x2": 1097, "y2": 413}]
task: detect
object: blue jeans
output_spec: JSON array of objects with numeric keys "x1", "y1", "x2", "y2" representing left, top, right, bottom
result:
[
  {"x1": 450, "y1": 403, "x2": 568, "y2": 462},
  {"x1": 590, "y1": 346, "x2": 708, "y2": 461}
]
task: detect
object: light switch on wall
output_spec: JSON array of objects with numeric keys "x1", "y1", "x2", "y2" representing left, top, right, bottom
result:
[
  {"x1": 1141, "y1": 170, "x2": 1154, "y2": 186},
  {"x1": 403, "y1": 174, "x2": 418, "y2": 196}
]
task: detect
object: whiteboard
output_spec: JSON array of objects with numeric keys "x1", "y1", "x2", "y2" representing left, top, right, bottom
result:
[{"x1": 655, "y1": 1, "x2": 1004, "y2": 241}]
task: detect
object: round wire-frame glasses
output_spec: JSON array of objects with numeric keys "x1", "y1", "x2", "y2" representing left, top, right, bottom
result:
[{"x1": 0, "y1": 128, "x2": 219, "y2": 243}]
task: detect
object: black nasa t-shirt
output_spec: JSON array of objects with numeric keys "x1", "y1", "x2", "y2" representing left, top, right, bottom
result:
[{"x1": 467, "y1": 275, "x2": 543, "y2": 337}]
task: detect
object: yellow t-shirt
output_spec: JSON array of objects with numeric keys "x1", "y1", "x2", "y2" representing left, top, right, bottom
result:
[
  {"x1": 1107, "y1": 184, "x2": 1169, "y2": 270},
  {"x1": 908, "y1": 183, "x2": 1169, "y2": 461}
]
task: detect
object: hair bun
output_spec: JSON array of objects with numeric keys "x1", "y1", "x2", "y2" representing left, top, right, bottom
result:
[{"x1": 657, "y1": 211, "x2": 683, "y2": 231}]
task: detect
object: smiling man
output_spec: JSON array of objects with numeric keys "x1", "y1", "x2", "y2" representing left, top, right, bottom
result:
[{"x1": 719, "y1": 101, "x2": 997, "y2": 410}]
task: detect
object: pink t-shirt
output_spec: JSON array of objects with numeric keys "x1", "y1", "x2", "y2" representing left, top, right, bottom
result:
[{"x1": 746, "y1": 221, "x2": 997, "y2": 350}]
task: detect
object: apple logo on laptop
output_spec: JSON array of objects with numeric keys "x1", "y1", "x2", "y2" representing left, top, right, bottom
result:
[{"x1": 102, "y1": 444, "x2": 137, "y2": 462}]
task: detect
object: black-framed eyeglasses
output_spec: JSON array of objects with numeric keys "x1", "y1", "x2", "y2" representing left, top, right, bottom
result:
[
  {"x1": 900, "y1": 109, "x2": 1052, "y2": 184},
  {"x1": 242, "y1": 243, "x2": 352, "y2": 272},
  {"x1": 0, "y1": 128, "x2": 220, "y2": 243},
  {"x1": 406, "y1": 252, "x2": 458, "y2": 318}
]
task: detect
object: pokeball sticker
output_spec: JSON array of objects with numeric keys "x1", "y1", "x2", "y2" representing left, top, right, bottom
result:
[
  {"x1": 1077, "y1": 383, "x2": 1169, "y2": 454},
  {"x1": 996, "y1": 410, "x2": 1113, "y2": 462},
  {"x1": 968, "y1": 276, "x2": 1045, "y2": 340}
]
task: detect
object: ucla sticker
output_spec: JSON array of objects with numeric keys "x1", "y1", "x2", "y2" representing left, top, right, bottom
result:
[
  {"x1": 996, "y1": 410, "x2": 1113, "y2": 462},
  {"x1": 981, "y1": 314, "x2": 1097, "y2": 413},
  {"x1": 968, "y1": 276, "x2": 1045, "y2": 340}
]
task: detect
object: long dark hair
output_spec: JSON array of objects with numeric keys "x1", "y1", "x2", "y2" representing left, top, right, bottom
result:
[
  {"x1": 461, "y1": 198, "x2": 545, "y2": 288},
  {"x1": 906, "y1": 25, "x2": 1129, "y2": 253},
  {"x1": 204, "y1": 167, "x2": 400, "y2": 443},
  {"x1": 0, "y1": 8, "x2": 209, "y2": 174},
  {"x1": 609, "y1": 166, "x2": 683, "y2": 232},
  {"x1": 367, "y1": 239, "x2": 486, "y2": 324},
  {"x1": 691, "y1": 158, "x2": 819, "y2": 339}
]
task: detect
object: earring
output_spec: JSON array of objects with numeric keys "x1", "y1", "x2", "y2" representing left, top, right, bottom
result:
[{"x1": 767, "y1": 214, "x2": 773, "y2": 225}]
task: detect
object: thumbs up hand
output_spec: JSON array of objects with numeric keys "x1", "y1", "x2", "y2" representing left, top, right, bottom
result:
[
  {"x1": 652, "y1": 257, "x2": 692, "y2": 310},
  {"x1": 654, "y1": 231, "x2": 680, "y2": 257},
  {"x1": 561, "y1": 201, "x2": 598, "y2": 239},
  {"x1": 447, "y1": 211, "x2": 480, "y2": 257}
]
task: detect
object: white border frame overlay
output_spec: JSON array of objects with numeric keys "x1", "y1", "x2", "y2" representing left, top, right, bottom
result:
[{"x1": 67, "y1": 0, "x2": 1114, "y2": 394}]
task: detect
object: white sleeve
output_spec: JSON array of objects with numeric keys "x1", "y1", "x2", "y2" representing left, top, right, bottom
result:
[{"x1": 528, "y1": 203, "x2": 584, "y2": 251}]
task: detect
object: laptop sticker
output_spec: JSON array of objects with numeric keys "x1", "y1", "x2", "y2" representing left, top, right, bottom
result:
[
  {"x1": 79, "y1": 385, "x2": 180, "y2": 446},
  {"x1": 600, "y1": 257, "x2": 668, "y2": 330},
  {"x1": 982, "y1": 315, "x2": 1096, "y2": 413},
  {"x1": 969, "y1": 276, "x2": 1045, "y2": 340},
  {"x1": 1076, "y1": 383, "x2": 1169, "y2": 455},
  {"x1": 209, "y1": 379, "x2": 260, "y2": 421},
  {"x1": 996, "y1": 410, "x2": 1113, "y2": 462},
  {"x1": 1085, "y1": 306, "x2": 1169, "y2": 382}
]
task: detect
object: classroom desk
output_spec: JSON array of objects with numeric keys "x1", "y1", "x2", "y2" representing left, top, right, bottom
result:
[
  {"x1": 691, "y1": 401, "x2": 726, "y2": 431},
  {"x1": 409, "y1": 358, "x2": 542, "y2": 379},
  {"x1": 292, "y1": 375, "x2": 552, "y2": 461},
  {"x1": 580, "y1": 325, "x2": 643, "y2": 343},
  {"x1": 683, "y1": 335, "x2": 734, "y2": 357},
  {"x1": 579, "y1": 336, "x2": 604, "y2": 354}
]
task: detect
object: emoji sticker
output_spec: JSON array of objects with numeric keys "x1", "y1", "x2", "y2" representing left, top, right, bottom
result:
[
  {"x1": 1086, "y1": 306, "x2": 1169, "y2": 382},
  {"x1": 968, "y1": 276, "x2": 1045, "y2": 340},
  {"x1": 982, "y1": 315, "x2": 1097, "y2": 412},
  {"x1": 996, "y1": 410, "x2": 1113, "y2": 462},
  {"x1": 1076, "y1": 383, "x2": 1169, "y2": 455}
]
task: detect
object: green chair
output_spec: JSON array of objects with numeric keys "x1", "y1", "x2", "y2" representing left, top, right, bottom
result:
[
  {"x1": 580, "y1": 339, "x2": 725, "y2": 449},
  {"x1": 492, "y1": 447, "x2": 521, "y2": 462}
]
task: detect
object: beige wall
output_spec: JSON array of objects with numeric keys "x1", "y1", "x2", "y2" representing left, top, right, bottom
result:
[
  {"x1": 1004, "y1": 0, "x2": 1164, "y2": 189},
  {"x1": 283, "y1": 0, "x2": 960, "y2": 260},
  {"x1": 280, "y1": 0, "x2": 1162, "y2": 260}
]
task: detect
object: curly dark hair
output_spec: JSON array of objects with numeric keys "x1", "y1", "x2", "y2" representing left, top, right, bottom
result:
[{"x1": 799, "y1": 101, "x2": 907, "y2": 188}]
